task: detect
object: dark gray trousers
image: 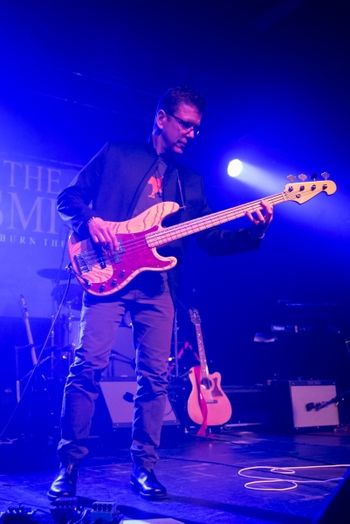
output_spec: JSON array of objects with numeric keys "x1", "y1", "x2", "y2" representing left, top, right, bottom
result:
[{"x1": 57, "y1": 272, "x2": 174, "y2": 470}]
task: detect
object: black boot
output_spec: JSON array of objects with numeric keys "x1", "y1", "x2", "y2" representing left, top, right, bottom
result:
[
  {"x1": 130, "y1": 466, "x2": 167, "y2": 499},
  {"x1": 48, "y1": 463, "x2": 79, "y2": 500}
]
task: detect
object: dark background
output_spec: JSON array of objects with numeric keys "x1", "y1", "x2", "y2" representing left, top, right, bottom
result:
[{"x1": 1, "y1": 0, "x2": 349, "y2": 390}]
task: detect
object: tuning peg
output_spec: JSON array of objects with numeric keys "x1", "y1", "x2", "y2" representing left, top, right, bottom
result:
[
  {"x1": 287, "y1": 174, "x2": 296, "y2": 182},
  {"x1": 320, "y1": 171, "x2": 330, "y2": 180},
  {"x1": 298, "y1": 173, "x2": 308, "y2": 181}
]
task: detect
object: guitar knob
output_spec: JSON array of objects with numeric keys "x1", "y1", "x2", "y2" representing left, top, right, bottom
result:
[
  {"x1": 99, "y1": 284, "x2": 106, "y2": 292},
  {"x1": 111, "y1": 279, "x2": 118, "y2": 287}
]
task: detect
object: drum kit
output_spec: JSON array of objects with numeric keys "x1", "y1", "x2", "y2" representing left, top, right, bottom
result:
[
  {"x1": 7, "y1": 269, "x2": 85, "y2": 439},
  {"x1": 35, "y1": 267, "x2": 134, "y2": 380},
  {"x1": 10, "y1": 267, "x2": 136, "y2": 441},
  {"x1": 35, "y1": 267, "x2": 83, "y2": 380}
]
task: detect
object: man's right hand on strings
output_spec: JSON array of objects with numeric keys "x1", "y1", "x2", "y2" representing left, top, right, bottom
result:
[{"x1": 87, "y1": 217, "x2": 120, "y2": 251}]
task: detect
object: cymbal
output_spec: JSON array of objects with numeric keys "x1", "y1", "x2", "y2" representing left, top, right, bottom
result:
[{"x1": 37, "y1": 268, "x2": 69, "y2": 280}]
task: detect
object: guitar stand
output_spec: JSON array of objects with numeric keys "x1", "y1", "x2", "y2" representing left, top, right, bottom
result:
[
  {"x1": 196, "y1": 422, "x2": 208, "y2": 437},
  {"x1": 310, "y1": 339, "x2": 350, "y2": 422}
]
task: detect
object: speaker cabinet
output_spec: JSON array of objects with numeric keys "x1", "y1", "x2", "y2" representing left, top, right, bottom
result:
[
  {"x1": 103, "y1": 325, "x2": 135, "y2": 378},
  {"x1": 289, "y1": 381, "x2": 339, "y2": 429},
  {"x1": 268, "y1": 380, "x2": 339, "y2": 430},
  {"x1": 99, "y1": 379, "x2": 177, "y2": 427}
]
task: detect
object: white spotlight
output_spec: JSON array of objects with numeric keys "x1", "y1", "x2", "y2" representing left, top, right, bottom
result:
[{"x1": 227, "y1": 159, "x2": 243, "y2": 178}]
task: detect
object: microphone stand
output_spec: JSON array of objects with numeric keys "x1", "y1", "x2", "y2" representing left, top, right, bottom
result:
[
  {"x1": 307, "y1": 339, "x2": 350, "y2": 422},
  {"x1": 173, "y1": 309, "x2": 179, "y2": 378},
  {"x1": 306, "y1": 390, "x2": 350, "y2": 412}
]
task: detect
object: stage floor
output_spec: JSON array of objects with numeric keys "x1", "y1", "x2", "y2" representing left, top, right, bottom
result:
[{"x1": 0, "y1": 426, "x2": 350, "y2": 523}]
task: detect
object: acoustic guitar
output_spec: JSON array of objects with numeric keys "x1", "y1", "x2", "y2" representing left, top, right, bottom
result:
[
  {"x1": 187, "y1": 308, "x2": 232, "y2": 428},
  {"x1": 67, "y1": 180, "x2": 336, "y2": 296}
]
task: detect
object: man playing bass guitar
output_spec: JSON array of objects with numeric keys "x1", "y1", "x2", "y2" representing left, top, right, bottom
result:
[{"x1": 48, "y1": 86, "x2": 273, "y2": 501}]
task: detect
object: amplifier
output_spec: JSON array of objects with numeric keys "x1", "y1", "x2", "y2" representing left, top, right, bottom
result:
[
  {"x1": 100, "y1": 379, "x2": 177, "y2": 427},
  {"x1": 268, "y1": 380, "x2": 340, "y2": 430},
  {"x1": 289, "y1": 380, "x2": 339, "y2": 429}
]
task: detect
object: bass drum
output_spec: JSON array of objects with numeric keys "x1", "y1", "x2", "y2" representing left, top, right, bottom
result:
[
  {"x1": 54, "y1": 314, "x2": 81, "y2": 349},
  {"x1": 66, "y1": 316, "x2": 81, "y2": 349},
  {"x1": 49, "y1": 315, "x2": 79, "y2": 379},
  {"x1": 55, "y1": 313, "x2": 135, "y2": 378}
]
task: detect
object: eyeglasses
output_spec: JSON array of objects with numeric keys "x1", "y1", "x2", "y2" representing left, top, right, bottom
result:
[{"x1": 166, "y1": 112, "x2": 200, "y2": 137}]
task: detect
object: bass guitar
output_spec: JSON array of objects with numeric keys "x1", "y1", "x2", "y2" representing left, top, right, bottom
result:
[
  {"x1": 68, "y1": 180, "x2": 336, "y2": 296},
  {"x1": 187, "y1": 308, "x2": 232, "y2": 431}
]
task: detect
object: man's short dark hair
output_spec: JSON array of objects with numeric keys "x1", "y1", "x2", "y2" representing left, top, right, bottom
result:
[{"x1": 156, "y1": 86, "x2": 206, "y2": 115}]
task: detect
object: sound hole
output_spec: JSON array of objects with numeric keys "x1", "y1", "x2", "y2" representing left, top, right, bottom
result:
[{"x1": 201, "y1": 378, "x2": 212, "y2": 389}]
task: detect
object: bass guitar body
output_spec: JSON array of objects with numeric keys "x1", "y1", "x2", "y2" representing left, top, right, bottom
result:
[{"x1": 68, "y1": 202, "x2": 179, "y2": 296}]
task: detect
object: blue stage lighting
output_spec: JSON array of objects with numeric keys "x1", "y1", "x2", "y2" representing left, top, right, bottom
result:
[{"x1": 227, "y1": 159, "x2": 243, "y2": 177}]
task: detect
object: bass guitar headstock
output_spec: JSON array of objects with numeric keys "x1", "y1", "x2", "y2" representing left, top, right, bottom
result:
[{"x1": 283, "y1": 174, "x2": 336, "y2": 204}]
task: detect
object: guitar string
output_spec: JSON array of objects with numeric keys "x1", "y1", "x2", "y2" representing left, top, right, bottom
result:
[
  {"x1": 79, "y1": 185, "x2": 322, "y2": 265},
  {"x1": 151, "y1": 182, "x2": 330, "y2": 246},
  {"x1": 80, "y1": 192, "x2": 285, "y2": 262},
  {"x1": 148, "y1": 193, "x2": 286, "y2": 246}
]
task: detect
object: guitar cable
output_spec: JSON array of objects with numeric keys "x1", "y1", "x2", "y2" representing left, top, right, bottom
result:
[
  {"x1": 0, "y1": 270, "x2": 74, "y2": 440},
  {"x1": 237, "y1": 463, "x2": 350, "y2": 492}
]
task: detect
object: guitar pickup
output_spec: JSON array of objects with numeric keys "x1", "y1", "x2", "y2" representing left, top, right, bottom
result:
[
  {"x1": 97, "y1": 257, "x2": 107, "y2": 269},
  {"x1": 94, "y1": 244, "x2": 107, "y2": 269},
  {"x1": 74, "y1": 254, "x2": 91, "y2": 274},
  {"x1": 112, "y1": 240, "x2": 125, "y2": 263}
]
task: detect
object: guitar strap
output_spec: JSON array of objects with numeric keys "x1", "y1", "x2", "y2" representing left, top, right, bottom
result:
[{"x1": 193, "y1": 365, "x2": 208, "y2": 436}]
